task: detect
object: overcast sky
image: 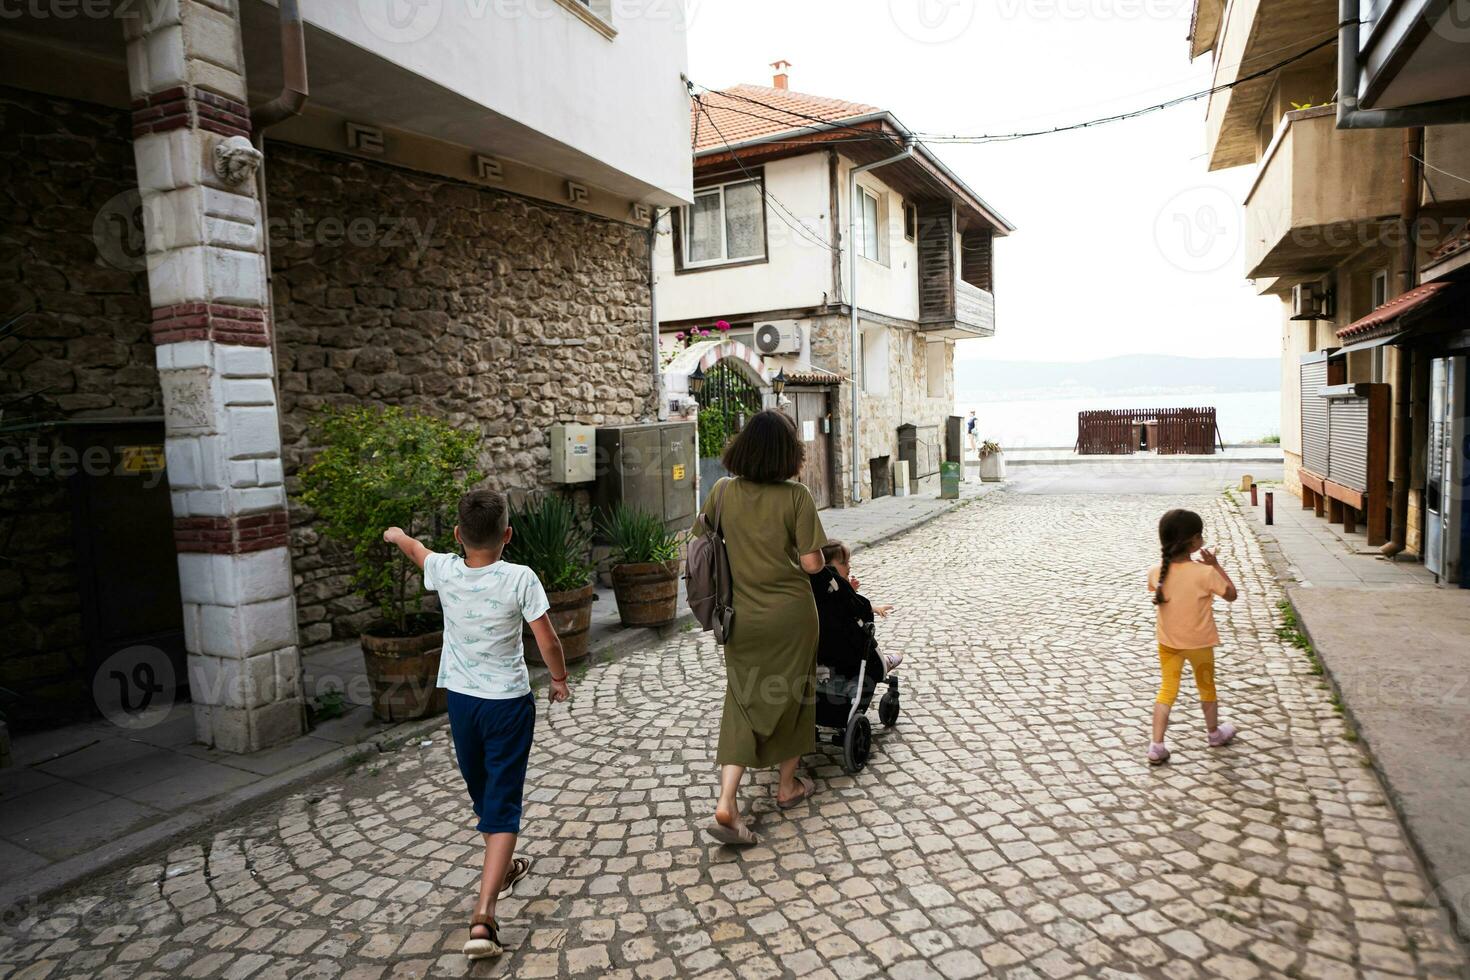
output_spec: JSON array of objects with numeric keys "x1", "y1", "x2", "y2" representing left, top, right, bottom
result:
[{"x1": 682, "y1": 0, "x2": 1282, "y2": 364}]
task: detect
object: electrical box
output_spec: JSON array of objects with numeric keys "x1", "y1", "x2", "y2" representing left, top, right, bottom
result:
[
  {"x1": 594, "y1": 422, "x2": 696, "y2": 528},
  {"x1": 549, "y1": 424, "x2": 596, "y2": 484}
]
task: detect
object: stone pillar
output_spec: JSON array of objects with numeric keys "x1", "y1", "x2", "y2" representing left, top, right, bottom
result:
[{"x1": 125, "y1": 0, "x2": 305, "y2": 752}]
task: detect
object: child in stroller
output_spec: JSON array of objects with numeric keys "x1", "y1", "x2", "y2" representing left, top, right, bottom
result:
[{"x1": 809, "y1": 541, "x2": 902, "y2": 772}]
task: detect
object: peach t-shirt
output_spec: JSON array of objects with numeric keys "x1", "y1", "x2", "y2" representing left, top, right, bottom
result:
[{"x1": 1148, "y1": 560, "x2": 1228, "y2": 649}]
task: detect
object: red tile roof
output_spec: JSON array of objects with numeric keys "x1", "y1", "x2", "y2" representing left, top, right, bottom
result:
[
  {"x1": 1336, "y1": 281, "x2": 1456, "y2": 341},
  {"x1": 691, "y1": 84, "x2": 880, "y2": 153}
]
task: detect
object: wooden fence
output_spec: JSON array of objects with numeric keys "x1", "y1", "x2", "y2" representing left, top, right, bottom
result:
[{"x1": 1076, "y1": 407, "x2": 1223, "y2": 455}]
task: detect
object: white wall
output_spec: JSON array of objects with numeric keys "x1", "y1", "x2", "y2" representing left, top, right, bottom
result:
[
  {"x1": 655, "y1": 153, "x2": 834, "y2": 322},
  {"x1": 837, "y1": 155, "x2": 922, "y2": 323},
  {"x1": 301, "y1": 0, "x2": 691, "y2": 203}
]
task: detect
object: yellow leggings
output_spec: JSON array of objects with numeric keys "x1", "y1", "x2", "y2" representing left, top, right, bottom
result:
[{"x1": 1156, "y1": 644, "x2": 1217, "y2": 705}]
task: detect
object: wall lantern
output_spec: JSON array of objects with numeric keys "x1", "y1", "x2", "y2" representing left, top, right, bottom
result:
[
  {"x1": 688, "y1": 365, "x2": 705, "y2": 396},
  {"x1": 771, "y1": 369, "x2": 788, "y2": 397}
]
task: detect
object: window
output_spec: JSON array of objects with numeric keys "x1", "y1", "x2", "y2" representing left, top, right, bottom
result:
[
  {"x1": 925, "y1": 341, "x2": 947, "y2": 398},
  {"x1": 681, "y1": 178, "x2": 765, "y2": 268},
  {"x1": 860, "y1": 325, "x2": 889, "y2": 395},
  {"x1": 903, "y1": 202, "x2": 917, "y2": 242},
  {"x1": 1371, "y1": 269, "x2": 1389, "y2": 309},
  {"x1": 856, "y1": 185, "x2": 882, "y2": 261}
]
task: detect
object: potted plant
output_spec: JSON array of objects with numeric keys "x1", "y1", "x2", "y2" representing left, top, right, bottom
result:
[
  {"x1": 599, "y1": 504, "x2": 683, "y2": 628},
  {"x1": 504, "y1": 494, "x2": 596, "y2": 665},
  {"x1": 979, "y1": 439, "x2": 1006, "y2": 482},
  {"x1": 299, "y1": 405, "x2": 480, "y2": 722}
]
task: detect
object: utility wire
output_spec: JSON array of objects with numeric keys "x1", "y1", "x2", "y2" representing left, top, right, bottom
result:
[
  {"x1": 1413, "y1": 155, "x2": 1470, "y2": 187},
  {"x1": 692, "y1": 96, "x2": 838, "y2": 255}
]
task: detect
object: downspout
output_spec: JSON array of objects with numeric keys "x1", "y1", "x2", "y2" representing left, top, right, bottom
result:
[
  {"x1": 847, "y1": 143, "x2": 913, "y2": 504},
  {"x1": 649, "y1": 209, "x2": 667, "y2": 422},
  {"x1": 1382, "y1": 126, "x2": 1423, "y2": 558},
  {"x1": 1337, "y1": 0, "x2": 1470, "y2": 129},
  {"x1": 249, "y1": 0, "x2": 309, "y2": 383}
]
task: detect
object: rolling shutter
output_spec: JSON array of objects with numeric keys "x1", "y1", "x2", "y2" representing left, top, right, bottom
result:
[
  {"x1": 1300, "y1": 359, "x2": 1329, "y2": 474},
  {"x1": 1327, "y1": 397, "x2": 1369, "y2": 492}
]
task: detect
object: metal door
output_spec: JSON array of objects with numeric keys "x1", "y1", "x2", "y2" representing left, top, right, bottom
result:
[
  {"x1": 784, "y1": 390, "x2": 832, "y2": 509},
  {"x1": 660, "y1": 423, "x2": 695, "y2": 525},
  {"x1": 1428, "y1": 356, "x2": 1468, "y2": 586},
  {"x1": 69, "y1": 422, "x2": 188, "y2": 708}
]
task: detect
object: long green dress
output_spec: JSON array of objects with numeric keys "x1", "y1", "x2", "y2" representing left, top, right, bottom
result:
[{"x1": 697, "y1": 477, "x2": 827, "y2": 767}]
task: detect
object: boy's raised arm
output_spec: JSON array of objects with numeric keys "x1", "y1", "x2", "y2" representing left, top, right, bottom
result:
[{"x1": 383, "y1": 526, "x2": 431, "y2": 570}]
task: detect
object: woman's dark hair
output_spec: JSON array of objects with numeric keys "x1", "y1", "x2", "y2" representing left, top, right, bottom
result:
[
  {"x1": 721, "y1": 409, "x2": 805, "y2": 484},
  {"x1": 1154, "y1": 508, "x2": 1204, "y2": 605},
  {"x1": 821, "y1": 540, "x2": 850, "y2": 565}
]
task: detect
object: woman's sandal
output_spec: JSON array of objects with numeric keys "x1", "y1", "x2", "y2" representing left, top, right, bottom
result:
[
  {"x1": 463, "y1": 913, "x2": 503, "y2": 960},
  {"x1": 704, "y1": 810, "x2": 763, "y2": 846},
  {"x1": 777, "y1": 775, "x2": 818, "y2": 810}
]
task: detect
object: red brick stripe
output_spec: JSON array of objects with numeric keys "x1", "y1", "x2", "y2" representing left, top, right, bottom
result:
[
  {"x1": 175, "y1": 510, "x2": 289, "y2": 555},
  {"x1": 131, "y1": 86, "x2": 251, "y2": 139},
  {"x1": 151, "y1": 303, "x2": 270, "y2": 347}
]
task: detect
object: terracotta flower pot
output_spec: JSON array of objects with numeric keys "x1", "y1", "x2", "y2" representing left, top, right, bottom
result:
[
  {"x1": 523, "y1": 582, "x2": 595, "y2": 666},
  {"x1": 360, "y1": 622, "x2": 448, "y2": 723},
  {"x1": 610, "y1": 560, "x2": 681, "y2": 627}
]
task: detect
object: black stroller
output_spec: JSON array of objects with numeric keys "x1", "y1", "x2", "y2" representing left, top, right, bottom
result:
[{"x1": 812, "y1": 571, "x2": 901, "y2": 773}]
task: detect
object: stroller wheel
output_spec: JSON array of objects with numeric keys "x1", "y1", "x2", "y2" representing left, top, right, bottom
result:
[
  {"x1": 842, "y1": 715, "x2": 872, "y2": 774},
  {"x1": 878, "y1": 689, "x2": 899, "y2": 728}
]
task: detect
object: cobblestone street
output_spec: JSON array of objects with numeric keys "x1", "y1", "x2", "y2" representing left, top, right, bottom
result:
[{"x1": 3, "y1": 490, "x2": 1466, "y2": 979}]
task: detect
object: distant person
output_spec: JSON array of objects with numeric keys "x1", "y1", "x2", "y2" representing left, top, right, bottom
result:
[
  {"x1": 966, "y1": 410, "x2": 979, "y2": 456},
  {"x1": 1146, "y1": 508, "x2": 1239, "y2": 765},
  {"x1": 384, "y1": 489, "x2": 571, "y2": 961}
]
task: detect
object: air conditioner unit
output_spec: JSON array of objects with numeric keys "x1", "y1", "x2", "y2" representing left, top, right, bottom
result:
[
  {"x1": 1290, "y1": 281, "x2": 1334, "y2": 320},
  {"x1": 754, "y1": 320, "x2": 802, "y2": 355}
]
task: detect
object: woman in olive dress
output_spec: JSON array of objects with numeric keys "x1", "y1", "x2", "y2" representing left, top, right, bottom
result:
[{"x1": 698, "y1": 409, "x2": 827, "y2": 846}]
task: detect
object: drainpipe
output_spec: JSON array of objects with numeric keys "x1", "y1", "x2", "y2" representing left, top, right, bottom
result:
[
  {"x1": 248, "y1": 0, "x2": 308, "y2": 382},
  {"x1": 1337, "y1": 0, "x2": 1470, "y2": 129},
  {"x1": 649, "y1": 210, "x2": 667, "y2": 422},
  {"x1": 847, "y1": 142, "x2": 912, "y2": 504},
  {"x1": 1383, "y1": 127, "x2": 1423, "y2": 558}
]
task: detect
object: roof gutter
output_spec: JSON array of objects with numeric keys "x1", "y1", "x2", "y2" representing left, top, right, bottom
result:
[
  {"x1": 848, "y1": 142, "x2": 914, "y2": 504},
  {"x1": 251, "y1": 0, "x2": 309, "y2": 132},
  {"x1": 1337, "y1": 0, "x2": 1470, "y2": 129}
]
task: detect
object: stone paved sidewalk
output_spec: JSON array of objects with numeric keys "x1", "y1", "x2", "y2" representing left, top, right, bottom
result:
[{"x1": 2, "y1": 490, "x2": 1466, "y2": 978}]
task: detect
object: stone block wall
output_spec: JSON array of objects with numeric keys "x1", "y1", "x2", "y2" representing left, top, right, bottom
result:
[
  {"x1": 0, "y1": 87, "x2": 159, "y2": 726},
  {"x1": 265, "y1": 144, "x2": 655, "y2": 646}
]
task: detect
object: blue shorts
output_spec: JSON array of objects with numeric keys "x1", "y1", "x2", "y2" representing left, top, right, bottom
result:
[{"x1": 446, "y1": 691, "x2": 535, "y2": 834}]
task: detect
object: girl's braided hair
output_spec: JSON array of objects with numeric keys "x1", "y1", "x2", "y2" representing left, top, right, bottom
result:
[{"x1": 1154, "y1": 509, "x2": 1204, "y2": 606}]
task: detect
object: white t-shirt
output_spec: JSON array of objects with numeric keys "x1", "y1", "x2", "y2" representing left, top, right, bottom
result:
[{"x1": 423, "y1": 554, "x2": 550, "y2": 699}]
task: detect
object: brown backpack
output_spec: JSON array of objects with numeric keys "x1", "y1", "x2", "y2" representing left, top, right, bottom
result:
[{"x1": 685, "y1": 477, "x2": 734, "y2": 644}]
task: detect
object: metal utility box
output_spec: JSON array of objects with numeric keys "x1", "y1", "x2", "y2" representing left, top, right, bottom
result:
[
  {"x1": 594, "y1": 422, "x2": 696, "y2": 527},
  {"x1": 549, "y1": 424, "x2": 596, "y2": 484}
]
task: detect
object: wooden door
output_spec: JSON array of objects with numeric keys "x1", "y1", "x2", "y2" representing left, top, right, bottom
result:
[{"x1": 785, "y1": 389, "x2": 833, "y2": 509}]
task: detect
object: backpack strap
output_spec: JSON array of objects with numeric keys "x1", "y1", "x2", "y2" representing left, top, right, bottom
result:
[{"x1": 711, "y1": 477, "x2": 732, "y2": 534}]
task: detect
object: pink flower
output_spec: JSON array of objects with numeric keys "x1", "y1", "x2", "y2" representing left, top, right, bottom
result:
[
  {"x1": 716, "y1": 320, "x2": 731, "y2": 331},
  {"x1": 675, "y1": 331, "x2": 686, "y2": 340}
]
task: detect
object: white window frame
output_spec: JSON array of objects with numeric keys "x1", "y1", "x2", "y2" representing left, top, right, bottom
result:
[
  {"x1": 680, "y1": 177, "x2": 767, "y2": 269},
  {"x1": 555, "y1": 0, "x2": 616, "y2": 39},
  {"x1": 855, "y1": 184, "x2": 885, "y2": 263},
  {"x1": 1370, "y1": 268, "x2": 1390, "y2": 384}
]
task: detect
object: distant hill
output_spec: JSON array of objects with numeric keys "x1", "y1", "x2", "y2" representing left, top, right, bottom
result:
[{"x1": 955, "y1": 355, "x2": 1279, "y2": 400}]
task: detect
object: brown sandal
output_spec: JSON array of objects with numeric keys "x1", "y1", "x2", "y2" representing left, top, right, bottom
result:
[
  {"x1": 777, "y1": 775, "x2": 817, "y2": 810},
  {"x1": 463, "y1": 913, "x2": 503, "y2": 960}
]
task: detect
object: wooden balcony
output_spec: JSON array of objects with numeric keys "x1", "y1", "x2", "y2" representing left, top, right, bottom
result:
[{"x1": 915, "y1": 199, "x2": 996, "y2": 338}]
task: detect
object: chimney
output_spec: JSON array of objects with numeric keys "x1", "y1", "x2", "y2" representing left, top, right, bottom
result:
[{"x1": 771, "y1": 59, "x2": 792, "y2": 90}]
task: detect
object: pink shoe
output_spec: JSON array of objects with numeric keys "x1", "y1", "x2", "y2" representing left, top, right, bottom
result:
[
  {"x1": 1208, "y1": 723, "x2": 1237, "y2": 748},
  {"x1": 1147, "y1": 742, "x2": 1170, "y2": 765}
]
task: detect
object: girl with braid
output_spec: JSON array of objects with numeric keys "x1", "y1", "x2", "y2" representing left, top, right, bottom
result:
[{"x1": 1146, "y1": 509, "x2": 1239, "y2": 765}]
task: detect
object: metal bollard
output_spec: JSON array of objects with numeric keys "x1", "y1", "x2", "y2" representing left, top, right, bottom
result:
[
  {"x1": 1250, "y1": 482, "x2": 1258, "y2": 506},
  {"x1": 1265, "y1": 489, "x2": 1274, "y2": 525}
]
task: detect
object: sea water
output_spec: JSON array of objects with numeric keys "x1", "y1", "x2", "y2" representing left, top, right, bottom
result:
[{"x1": 955, "y1": 390, "x2": 1281, "y2": 449}]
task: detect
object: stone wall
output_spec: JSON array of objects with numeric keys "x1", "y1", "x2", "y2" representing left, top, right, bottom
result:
[
  {"x1": 266, "y1": 144, "x2": 655, "y2": 646},
  {"x1": 0, "y1": 87, "x2": 159, "y2": 726},
  {"x1": 807, "y1": 314, "x2": 956, "y2": 503}
]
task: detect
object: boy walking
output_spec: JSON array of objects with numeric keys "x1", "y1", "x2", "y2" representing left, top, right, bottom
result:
[{"x1": 384, "y1": 489, "x2": 570, "y2": 960}]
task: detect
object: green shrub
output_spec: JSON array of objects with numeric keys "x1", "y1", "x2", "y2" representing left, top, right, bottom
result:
[
  {"x1": 299, "y1": 405, "x2": 481, "y2": 635},
  {"x1": 598, "y1": 503, "x2": 681, "y2": 565},
  {"x1": 504, "y1": 494, "x2": 594, "y2": 593},
  {"x1": 697, "y1": 406, "x2": 731, "y2": 457}
]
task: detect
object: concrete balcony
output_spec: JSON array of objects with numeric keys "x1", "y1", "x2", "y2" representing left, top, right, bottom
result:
[
  {"x1": 1243, "y1": 108, "x2": 1402, "y2": 279},
  {"x1": 920, "y1": 280, "x2": 995, "y2": 339}
]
